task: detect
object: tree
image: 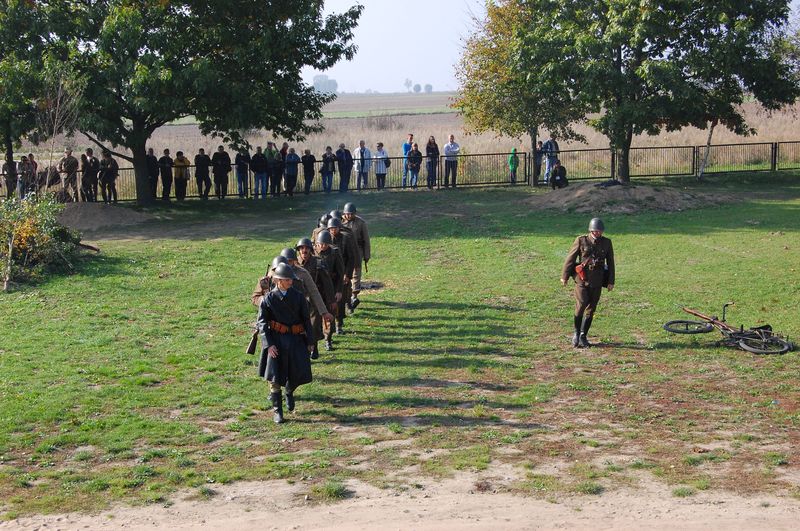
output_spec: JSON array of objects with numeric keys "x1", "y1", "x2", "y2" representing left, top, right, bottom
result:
[
  {"x1": 404, "y1": 78, "x2": 412, "y2": 92},
  {"x1": 313, "y1": 74, "x2": 339, "y2": 95},
  {"x1": 453, "y1": 0, "x2": 587, "y2": 159},
  {"x1": 424, "y1": 84, "x2": 433, "y2": 93},
  {"x1": 518, "y1": 0, "x2": 799, "y2": 182},
  {"x1": 413, "y1": 84, "x2": 421, "y2": 93},
  {"x1": 54, "y1": 1, "x2": 362, "y2": 205}
]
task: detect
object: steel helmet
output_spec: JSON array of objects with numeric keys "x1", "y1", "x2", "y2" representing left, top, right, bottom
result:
[
  {"x1": 319, "y1": 214, "x2": 331, "y2": 228},
  {"x1": 280, "y1": 247, "x2": 297, "y2": 261},
  {"x1": 316, "y1": 230, "x2": 333, "y2": 245},
  {"x1": 343, "y1": 202, "x2": 357, "y2": 214},
  {"x1": 272, "y1": 263, "x2": 296, "y2": 280},
  {"x1": 271, "y1": 255, "x2": 288, "y2": 270},
  {"x1": 327, "y1": 218, "x2": 342, "y2": 229},
  {"x1": 588, "y1": 218, "x2": 605, "y2": 232},
  {"x1": 295, "y1": 238, "x2": 313, "y2": 250},
  {"x1": 329, "y1": 209, "x2": 342, "y2": 219}
]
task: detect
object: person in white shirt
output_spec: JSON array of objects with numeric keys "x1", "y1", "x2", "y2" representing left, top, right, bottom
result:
[
  {"x1": 355, "y1": 140, "x2": 372, "y2": 191},
  {"x1": 373, "y1": 142, "x2": 389, "y2": 190},
  {"x1": 443, "y1": 134, "x2": 460, "y2": 188}
]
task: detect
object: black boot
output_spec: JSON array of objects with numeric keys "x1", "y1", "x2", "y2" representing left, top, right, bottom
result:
[
  {"x1": 311, "y1": 344, "x2": 320, "y2": 360},
  {"x1": 572, "y1": 315, "x2": 582, "y2": 347},
  {"x1": 579, "y1": 316, "x2": 593, "y2": 348},
  {"x1": 285, "y1": 389, "x2": 295, "y2": 412},
  {"x1": 336, "y1": 319, "x2": 344, "y2": 335},
  {"x1": 270, "y1": 391, "x2": 284, "y2": 424},
  {"x1": 350, "y1": 294, "x2": 361, "y2": 311}
]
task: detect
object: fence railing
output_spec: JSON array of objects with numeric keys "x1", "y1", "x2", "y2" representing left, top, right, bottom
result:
[{"x1": 3, "y1": 141, "x2": 800, "y2": 202}]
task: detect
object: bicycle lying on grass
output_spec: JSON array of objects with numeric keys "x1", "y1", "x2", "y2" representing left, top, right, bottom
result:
[{"x1": 663, "y1": 303, "x2": 795, "y2": 355}]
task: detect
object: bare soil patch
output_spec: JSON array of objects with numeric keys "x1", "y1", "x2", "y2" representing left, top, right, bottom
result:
[
  {"x1": 58, "y1": 202, "x2": 155, "y2": 232},
  {"x1": 526, "y1": 181, "x2": 738, "y2": 214}
]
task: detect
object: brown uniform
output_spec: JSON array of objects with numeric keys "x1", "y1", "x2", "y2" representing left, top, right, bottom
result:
[
  {"x1": 299, "y1": 255, "x2": 335, "y2": 342},
  {"x1": 562, "y1": 234, "x2": 615, "y2": 319},
  {"x1": 342, "y1": 215, "x2": 370, "y2": 293},
  {"x1": 330, "y1": 228, "x2": 359, "y2": 327},
  {"x1": 317, "y1": 245, "x2": 345, "y2": 343}
]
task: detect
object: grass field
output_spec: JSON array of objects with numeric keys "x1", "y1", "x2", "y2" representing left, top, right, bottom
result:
[{"x1": 1, "y1": 173, "x2": 800, "y2": 518}]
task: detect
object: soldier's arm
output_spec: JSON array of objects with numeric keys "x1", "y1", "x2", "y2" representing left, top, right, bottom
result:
[
  {"x1": 318, "y1": 266, "x2": 335, "y2": 303},
  {"x1": 251, "y1": 277, "x2": 269, "y2": 306},
  {"x1": 361, "y1": 221, "x2": 371, "y2": 262},
  {"x1": 561, "y1": 237, "x2": 582, "y2": 282},
  {"x1": 606, "y1": 240, "x2": 615, "y2": 287},
  {"x1": 256, "y1": 296, "x2": 277, "y2": 349},
  {"x1": 298, "y1": 294, "x2": 314, "y2": 347},
  {"x1": 300, "y1": 268, "x2": 328, "y2": 315}
]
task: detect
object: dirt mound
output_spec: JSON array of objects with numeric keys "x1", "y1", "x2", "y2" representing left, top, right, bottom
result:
[
  {"x1": 526, "y1": 181, "x2": 737, "y2": 214},
  {"x1": 58, "y1": 202, "x2": 155, "y2": 232}
]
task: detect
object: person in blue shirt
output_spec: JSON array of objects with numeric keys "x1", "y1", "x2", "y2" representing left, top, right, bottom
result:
[{"x1": 402, "y1": 133, "x2": 413, "y2": 188}]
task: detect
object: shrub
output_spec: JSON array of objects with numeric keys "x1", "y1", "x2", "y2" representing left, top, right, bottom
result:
[{"x1": 0, "y1": 193, "x2": 80, "y2": 290}]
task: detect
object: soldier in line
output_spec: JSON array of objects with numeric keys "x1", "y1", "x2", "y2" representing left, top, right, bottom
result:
[
  {"x1": 58, "y1": 149, "x2": 80, "y2": 201},
  {"x1": 341, "y1": 202, "x2": 370, "y2": 313},
  {"x1": 315, "y1": 230, "x2": 345, "y2": 351},
  {"x1": 294, "y1": 242, "x2": 336, "y2": 360},
  {"x1": 326, "y1": 217, "x2": 359, "y2": 334},
  {"x1": 561, "y1": 217, "x2": 615, "y2": 348},
  {"x1": 257, "y1": 263, "x2": 314, "y2": 424}
]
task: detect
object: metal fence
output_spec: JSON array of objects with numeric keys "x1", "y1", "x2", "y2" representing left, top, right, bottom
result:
[{"x1": 4, "y1": 141, "x2": 800, "y2": 202}]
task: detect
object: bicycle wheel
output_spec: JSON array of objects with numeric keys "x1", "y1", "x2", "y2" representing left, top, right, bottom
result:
[
  {"x1": 663, "y1": 320, "x2": 714, "y2": 334},
  {"x1": 738, "y1": 336, "x2": 792, "y2": 355}
]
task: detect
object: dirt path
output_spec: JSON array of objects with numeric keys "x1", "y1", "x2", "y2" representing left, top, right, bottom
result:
[{"x1": 3, "y1": 472, "x2": 799, "y2": 530}]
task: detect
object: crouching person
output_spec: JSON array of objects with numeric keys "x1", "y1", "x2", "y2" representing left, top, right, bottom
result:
[{"x1": 257, "y1": 263, "x2": 314, "y2": 424}]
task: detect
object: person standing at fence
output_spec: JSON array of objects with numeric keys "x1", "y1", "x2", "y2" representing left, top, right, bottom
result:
[
  {"x1": 235, "y1": 149, "x2": 251, "y2": 199},
  {"x1": 301, "y1": 149, "x2": 316, "y2": 195},
  {"x1": 284, "y1": 147, "x2": 301, "y2": 197},
  {"x1": 561, "y1": 217, "x2": 615, "y2": 348},
  {"x1": 542, "y1": 134, "x2": 559, "y2": 184},
  {"x1": 146, "y1": 148, "x2": 160, "y2": 199},
  {"x1": 443, "y1": 134, "x2": 460, "y2": 188},
  {"x1": 158, "y1": 148, "x2": 174, "y2": 201},
  {"x1": 58, "y1": 149, "x2": 80, "y2": 201},
  {"x1": 533, "y1": 140, "x2": 543, "y2": 186},
  {"x1": 194, "y1": 148, "x2": 212, "y2": 200},
  {"x1": 99, "y1": 151, "x2": 119, "y2": 204},
  {"x1": 279, "y1": 142, "x2": 289, "y2": 193},
  {"x1": 336, "y1": 143, "x2": 353, "y2": 193},
  {"x1": 373, "y1": 142, "x2": 389, "y2": 190},
  {"x1": 406, "y1": 142, "x2": 422, "y2": 189},
  {"x1": 18, "y1": 156, "x2": 33, "y2": 199},
  {"x1": 212, "y1": 145, "x2": 232, "y2": 200},
  {"x1": 401, "y1": 133, "x2": 413, "y2": 188},
  {"x1": 250, "y1": 146, "x2": 268, "y2": 199},
  {"x1": 508, "y1": 148, "x2": 519, "y2": 184},
  {"x1": 266, "y1": 142, "x2": 282, "y2": 197},
  {"x1": 425, "y1": 136, "x2": 440, "y2": 190},
  {"x1": 355, "y1": 140, "x2": 371, "y2": 191},
  {"x1": 320, "y1": 146, "x2": 336, "y2": 193},
  {"x1": 81, "y1": 149, "x2": 100, "y2": 202},
  {"x1": 173, "y1": 151, "x2": 190, "y2": 201}
]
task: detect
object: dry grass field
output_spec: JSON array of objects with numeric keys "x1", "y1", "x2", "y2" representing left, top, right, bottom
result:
[{"x1": 19, "y1": 96, "x2": 800, "y2": 165}]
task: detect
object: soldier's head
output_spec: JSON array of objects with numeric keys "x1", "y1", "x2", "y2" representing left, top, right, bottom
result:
[
  {"x1": 270, "y1": 255, "x2": 288, "y2": 273},
  {"x1": 588, "y1": 217, "x2": 605, "y2": 237},
  {"x1": 272, "y1": 263, "x2": 295, "y2": 290},
  {"x1": 316, "y1": 230, "x2": 332, "y2": 251},
  {"x1": 329, "y1": 209, "x2": 341, "y2": 220},
  {"x1": 280, "y1": 247, "x2": 298, "y2": 265},
  {"x1": 319, "y1": 213, "x2": 331, "y2": 228},
  {"x1": 295, "y1": 238, "x2": 314, "y2": 261},
  {"x1": 327, "y1": 218, "x2": 342, "y2": 238},
  {"x1": 343, "y1": 202, "x2": 356, "y2": 221}
]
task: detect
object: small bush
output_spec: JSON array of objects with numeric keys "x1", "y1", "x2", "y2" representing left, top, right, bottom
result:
[{"x1": 311, "y1": 479, "x2": 349, "y2": 500}]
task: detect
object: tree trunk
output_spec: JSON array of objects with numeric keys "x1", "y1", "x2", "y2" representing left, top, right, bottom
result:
[
  {"x1": 616, "y1": 127, "x2": 634, "y2": 184},
  {"x1": 4, "y1": 123, "x2": 13, "y2": 164},
  {"x1": 129, "y1": 131, "x2": 154, "y2": 206},
  {"x1": 698, "y1": 120, "x2": 717, "y2": 181}
]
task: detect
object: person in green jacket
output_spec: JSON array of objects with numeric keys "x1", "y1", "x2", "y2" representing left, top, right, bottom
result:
[{"x1": 508, "y1": 148, "x2": 520, "y2": 184}]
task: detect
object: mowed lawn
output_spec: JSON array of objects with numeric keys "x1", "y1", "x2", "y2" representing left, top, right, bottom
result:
[{"x1": 1, "y1": 174, "x2": 799, "y2": 517}]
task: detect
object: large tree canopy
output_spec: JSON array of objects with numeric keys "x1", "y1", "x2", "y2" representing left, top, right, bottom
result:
[
  {"x1": 453, "y1": 0, "x2": 587, "y2": 153},
  {"x1": 49, "y1": 0, "x2": 362, "y2": 204},
  {"x1": 513, "y1": 0, "x2": 800, "y2": 182}
]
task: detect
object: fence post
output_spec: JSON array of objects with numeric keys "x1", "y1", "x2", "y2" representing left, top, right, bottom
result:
[
  {"x1": 771, "y1": 142, "x2": 778, "y2": 172},
  {"x1": 691, "y1": 146, "x2": 697, "y2": 177},
  {"x1": 610, "y1": 149, "x2": 616, "y2": 181},
  {"x1": 524, "y1": 152, "x2": 530, "y2": 186}
]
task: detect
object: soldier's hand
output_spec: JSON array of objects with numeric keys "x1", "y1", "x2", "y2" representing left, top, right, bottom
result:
[
  {"x1": 335, "y1": 292, "x2": 342, "y2": 302},
  {"x1": 268, "y1": 346, "x2": 279, "y2": 358},
  {"x1": 323, "y1": 312, "x2": 334, "y2": 323},
  {"x1": 607, "y1": 283, "x2": 614, "y2": 292},
  {"x1": 560, "y1": 278, "x2": 567, "y2": 287}
]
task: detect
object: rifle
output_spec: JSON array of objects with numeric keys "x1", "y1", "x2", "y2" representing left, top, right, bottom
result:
[{"x1": 246, "y1": 328, "x2": 258, "y2": 355}]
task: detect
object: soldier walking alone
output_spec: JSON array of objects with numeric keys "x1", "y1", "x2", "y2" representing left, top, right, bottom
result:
[{"x1": 561, "y1": 218, "x2": 615, "y2": 348}]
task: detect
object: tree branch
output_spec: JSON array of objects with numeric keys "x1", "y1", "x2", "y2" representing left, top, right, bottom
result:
[{"x1": 81, "y1": 131, "x2": 133, "y2": 162}]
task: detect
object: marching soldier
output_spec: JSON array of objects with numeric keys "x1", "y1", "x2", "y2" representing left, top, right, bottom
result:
[
  {"x1": 252, "y1": 256, "x2": 287, "y2": 306},
  {"x1": 296, "y1": 238, "x2": 336, "y2": 359},
  {"x1": 257, "y1": 263, "x2": 314, "y2": 424},
  {"x1": 560, "y1": 217, "x2": 615, "y2": 348},
  {"x1": 341, "y1": 202, "x2": 371, "y2": 312},
  {"x1": 326, "y1": 217, "x2": 359, "y2": 334},
  {"x1": 280, "y1": 247, "x2": 334, "y2": 359},
  {"x1": 311, "y1": 213, "x2": 331, "y2": 244},
  {"x1": 315, "y1": 230, "x2": 345, "y2": 351}
]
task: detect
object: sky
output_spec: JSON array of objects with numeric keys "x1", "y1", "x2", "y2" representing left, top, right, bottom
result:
[
  {"x1": 303, "y1": 0, "x2": 800, "y2": 95},
  {"x1": 301, "y1": 0, "x2": 486, "y2": 93}
]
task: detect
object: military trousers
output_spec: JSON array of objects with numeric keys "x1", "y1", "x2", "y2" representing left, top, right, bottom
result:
[
  {"x1": 574, "y1": 284, "x2": 603, "y2": 318},
  {"x1": 351, "y1": 264, "x2": 363, "y2": 293}
]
